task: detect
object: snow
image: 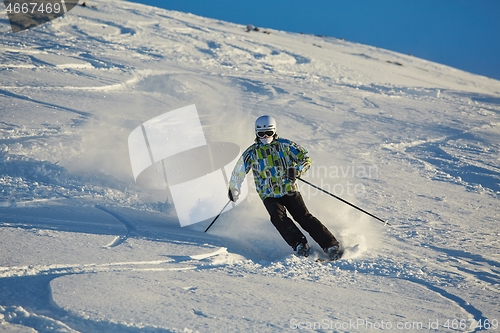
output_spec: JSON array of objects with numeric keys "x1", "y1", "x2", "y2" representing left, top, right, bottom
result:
[{"x1": 1, "y1": 0, "x2": 500, "y2": 331}]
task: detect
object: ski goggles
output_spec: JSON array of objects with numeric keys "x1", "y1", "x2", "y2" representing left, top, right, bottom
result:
[{"x1": 256, "y1": 130, "x2": 275, "y2": 138}]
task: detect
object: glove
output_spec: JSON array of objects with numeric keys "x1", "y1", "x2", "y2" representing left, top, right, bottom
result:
[
  {"x1": 228, "y1": 188, "x2": 240, "y2": 202},
  {"x1": 286, "y1": 167, "x2": 298, "y2": 181}
]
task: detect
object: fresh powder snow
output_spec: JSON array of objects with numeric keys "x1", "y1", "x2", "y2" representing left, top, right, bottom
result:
[{"x1": 1, "y1": 0, "x2": 499, "y2": 332}]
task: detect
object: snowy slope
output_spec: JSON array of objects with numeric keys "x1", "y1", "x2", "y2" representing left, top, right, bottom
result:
[{"x1": 1, "y1": 0, "x2": 500, "y2": 331}]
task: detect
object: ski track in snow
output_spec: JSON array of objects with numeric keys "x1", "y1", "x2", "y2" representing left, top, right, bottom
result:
[{"x1": 1, "y1": 0, "x2": 500, "y2": 331}]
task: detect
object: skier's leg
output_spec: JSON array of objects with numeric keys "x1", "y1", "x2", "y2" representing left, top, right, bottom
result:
[
  {"x1": 263, "y1": 197, "x2": 307, "y2": 250},
  {"x1": 283, "y1": 192, "x2": 339, "y2": 250}
]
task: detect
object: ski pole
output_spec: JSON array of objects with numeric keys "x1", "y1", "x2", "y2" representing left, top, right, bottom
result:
[
  {"x1": 204, "y1": 200, "x2": 232, "y2": 233},
  {"x1": 297, "y1": 178, "x2": 390, "y2": 226}
]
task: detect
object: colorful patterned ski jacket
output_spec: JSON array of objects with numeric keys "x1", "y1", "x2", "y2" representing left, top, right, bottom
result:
[{"x1": 229, "y1": 136, "x2": 311, "y2": 200}]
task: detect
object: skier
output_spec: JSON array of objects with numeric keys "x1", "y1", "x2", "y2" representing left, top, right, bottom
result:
[{"x1": 228, "y1": 115, "x2": 342, "y2": 260}]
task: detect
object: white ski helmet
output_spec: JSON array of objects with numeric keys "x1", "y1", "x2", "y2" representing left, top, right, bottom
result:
[{"x1": 255, "y1": 115, "x2": 277, "y2": 137}]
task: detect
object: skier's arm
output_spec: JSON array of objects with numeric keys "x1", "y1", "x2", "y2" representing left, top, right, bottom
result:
[
  {"x1": 228, "y1": 147, "x2": 253, "y2": 192},
  {"x1": 288, "y1": 141, "x2": 311, "y2": 177}
]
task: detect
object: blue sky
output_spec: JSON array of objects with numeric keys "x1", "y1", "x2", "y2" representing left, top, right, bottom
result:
[{"x1": 130, "y1": 0, "x2": 500, "y2": 82}]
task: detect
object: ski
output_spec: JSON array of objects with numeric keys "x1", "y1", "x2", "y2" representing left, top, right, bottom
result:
[
  {"x1": 315, "y1": 255, "x2": 343, "y2": 263},
  {"x1": 315, "y1": 249, "x2": 344, "y2": 263},
  {"x1": 296, "y1": 247, "x2": 345, "y2": 262}
]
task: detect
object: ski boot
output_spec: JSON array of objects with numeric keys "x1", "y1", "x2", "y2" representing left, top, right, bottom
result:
[
  {"x1": 326, "y1": 245, "x2": 342, "y2": 261},
  {"x1": 296, "y1": 243, "x2": 310, "y2": 257}
]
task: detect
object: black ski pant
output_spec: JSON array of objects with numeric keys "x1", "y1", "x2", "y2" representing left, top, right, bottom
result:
[{"x1": 263, "y1": 191, "x2": 339, "y2": 251}]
